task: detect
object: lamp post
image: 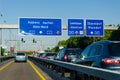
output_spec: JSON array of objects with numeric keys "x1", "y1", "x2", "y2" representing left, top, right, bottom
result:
[
  {"x1": 0, "y1": 12, "x2": 7, "y2": 56},
  {"x1": 0, "y1": 13, "x2": 2, "y2": 56}
]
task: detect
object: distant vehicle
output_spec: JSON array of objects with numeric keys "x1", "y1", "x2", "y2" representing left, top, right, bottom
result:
[
  {"x1": 76, "y1": 40, "x2": 120, "y2": 70},
  {"x1": 55, "y1": 48, "x2": 82, "y2": 62},
  {"x1": 38, "y1": 52, "x2": 44, "y2": 58},
  {"x1": 14, "y1": 52, "x2": 27, "y2": 62},
  {"x1": 41, "y1": 52, "x2": 57, "y2": 60},
  {"x1": 36, "y1": 51, "x2": 45, "y2": 57}
]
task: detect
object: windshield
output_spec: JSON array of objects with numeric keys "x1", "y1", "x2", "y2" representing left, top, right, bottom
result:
[
  {"x1": 109, "y1": 43, "x2": 120, "y2": 57},
  {"x1": 17, "y1": 53, "x2": 25, "y2": 56}
]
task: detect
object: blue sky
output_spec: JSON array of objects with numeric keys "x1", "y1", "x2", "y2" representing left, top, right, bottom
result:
[{"x1": 0, "y1": 0, "x2": 120, "y2": 25}]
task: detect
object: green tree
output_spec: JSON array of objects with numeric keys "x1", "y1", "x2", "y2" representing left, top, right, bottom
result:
[
  {"x1": 51, "y1": 46, "x2": 59, "y2": 52},
  {"x1": 66, "y1": 30, "x2": 114, "y2": 49},
  {"x1": 109, "y1": 30, "x2": 120, "y2": 40},
  {"x1": 1, "y1": 47, "x2": 5, "y2": 56},
  {"x1": 58, "y1": 40, "x2": 67, "y2": 47},
  {"x1": 51, "y1": 29, "x2": 119, "y2": 51},
  {"x1": 108, "y1": 24, "x2": 112, "y2": 26},
  {"x1": 66, "y1": 37, "x2": 79, "y2": 48},
  {"x1": 117, "y1": 24, "x2": 120, "y2": 27}
]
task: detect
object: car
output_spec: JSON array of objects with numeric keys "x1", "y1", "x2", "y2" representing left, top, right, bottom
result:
[
  {"x1": 76, "y1": 40, "x2": 120, "y2": 70},
  {"x1": 55, "y1": 48, "x2": 82, "y2": 62},
  {"x1": 14, "y1": 52, "x2": 27, "y2": 62},
  {"x1": 37, "y1": 52, "x2": 44, "y2": 58},
  {"x1": 40, "y1": 52, "x2": 57, "y2": 60}
]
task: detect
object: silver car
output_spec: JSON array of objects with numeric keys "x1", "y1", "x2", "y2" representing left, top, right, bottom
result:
[{"x1": 14, "y1": 52, "x2": 27, "y2": 62}]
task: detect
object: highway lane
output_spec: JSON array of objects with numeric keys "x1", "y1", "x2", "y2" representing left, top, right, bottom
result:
[{"x1": 0, "y1": 60, "x2": 48, "y2": 80}]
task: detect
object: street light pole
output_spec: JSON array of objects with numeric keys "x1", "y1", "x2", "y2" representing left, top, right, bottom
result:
[
  {"x1": 0, "y1": 13, "x2": 2, "y2": 56},
  {"x1": 0, "y1": 13, "x2": 7, "y2": 56},
  {"x1": 0, "y1": 25, "x2": 2, "y2": 56}
]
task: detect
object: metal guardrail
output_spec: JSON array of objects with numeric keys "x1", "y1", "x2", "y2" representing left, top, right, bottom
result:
[
  {"x1": 0, "y1": 56, "x2": 14, "y2": 62},
  {"x1": 29, "y1": 56, "x2": 120, "y2": 80}
]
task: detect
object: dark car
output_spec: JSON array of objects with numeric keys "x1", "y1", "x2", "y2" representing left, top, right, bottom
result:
[
  {"x1": 55, "y1": 48, "x2": 82, "y2": 62},
  {"x1": 41, "y1": 52, "x2": 57, "y2": 60},
  {"x1": 76, "y1": 40, "x2": 120, "y2": 70}
]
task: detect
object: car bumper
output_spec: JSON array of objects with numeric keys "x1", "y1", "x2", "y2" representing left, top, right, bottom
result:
[
  {"x1": 105, "y1": 66, "x2": 120, "y2": 70},
  {"x1": 14, "y1": 57, "x2": 27, "y2": 62}
]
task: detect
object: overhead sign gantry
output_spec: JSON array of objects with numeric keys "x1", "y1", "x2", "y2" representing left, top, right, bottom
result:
[{"x1": 19, "y1": 18, "x2": 62, "y2": 36}]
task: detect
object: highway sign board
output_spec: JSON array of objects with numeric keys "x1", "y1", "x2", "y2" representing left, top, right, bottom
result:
[
  {"x1": 19, "y1": 18, "x2": 62, "y2": 36},
  {"x1": 68, "y1": 19, "x2": 84, "y2": 36},
  {"x1": 86, "y1": 19, "x2": 104, "y2": 36}
]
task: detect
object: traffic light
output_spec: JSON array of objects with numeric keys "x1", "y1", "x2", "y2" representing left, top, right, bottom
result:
[
  {"x1": 21, "y1": 38, "x2": 25, "y2": 43},
  {"x1": 33, "y1": 38, "x2": 37, "y2": 43}
]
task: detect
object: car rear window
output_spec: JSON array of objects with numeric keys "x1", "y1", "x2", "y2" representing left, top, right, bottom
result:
[
  {"x1": 42, "y1": 53, "x2": 56, "y2": 57},
  {"x1": 109, "y1": 43, "x2": 120, "y2": 56},
  {"x1": 66, "y1": 49, "x2": 81, "y2": 55},
  {"x1": 46, "y1": 53, "x2": 56, "y2": 56},
  {"x1": 17, "y1": 53, "x2": 25, "y2": 56}
]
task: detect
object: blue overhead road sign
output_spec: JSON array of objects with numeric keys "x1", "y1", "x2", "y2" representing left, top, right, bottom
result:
[
  {"x1": 86, "y1": 19, "x2": 104, "y2": 36},
  {"x1": 19, "y1": 18, "x2": 62, "y2": 36},
  {"x1": 68, "y1": 19, "x2": 84, "y2": 36}
]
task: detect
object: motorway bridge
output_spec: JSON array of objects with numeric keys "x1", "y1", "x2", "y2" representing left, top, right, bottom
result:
[{"x1": 0, "y1": 57, "x2": 120, "y2": 80}]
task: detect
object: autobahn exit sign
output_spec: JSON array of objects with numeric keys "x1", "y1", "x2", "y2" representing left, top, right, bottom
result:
[
  {"x1": 86, "y1": 19, "x2": 104, "y2": 36},
  {"x1": 19, "y1": 18, "x2": 62, "y2": 36}
]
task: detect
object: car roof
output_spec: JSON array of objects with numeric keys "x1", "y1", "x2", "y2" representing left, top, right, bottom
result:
[
  {"x1": 17, "y1": 52, "x2": 25, "y2": 53},
  {"x1": 62, "y1": 48, "x2": 82, "y2": 50},
  {"x1": 44, "y1": 52, "x2": 56, "y2": 54},
  {"x1": 92, "y1": 40, "x2": 120, "y2": 45},
  {"x1": 17, "y1": 52, "x2": 26, "y2": 54}
]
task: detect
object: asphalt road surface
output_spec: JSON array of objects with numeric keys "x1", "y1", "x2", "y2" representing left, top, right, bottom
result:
[{"x1": 0, "y1": 60, "x2": 51, "y2": 80}]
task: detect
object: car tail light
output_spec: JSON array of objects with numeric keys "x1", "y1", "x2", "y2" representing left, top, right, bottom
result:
[
  {"x1": 104, "y1": 58, "x2": 113, "y2": 64},
  {"x1": 104, "y1": 58, "x2": 119, "y2": 64},
  {"x1": 45, "y1": 56, "x2": 48, "y2": 59},
  {"x1": 113, "y1": 60, "x2": 119, "y2": 64},
  {"x1": 64, "y1": 55, "x2": 68, "y2": 61}
]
